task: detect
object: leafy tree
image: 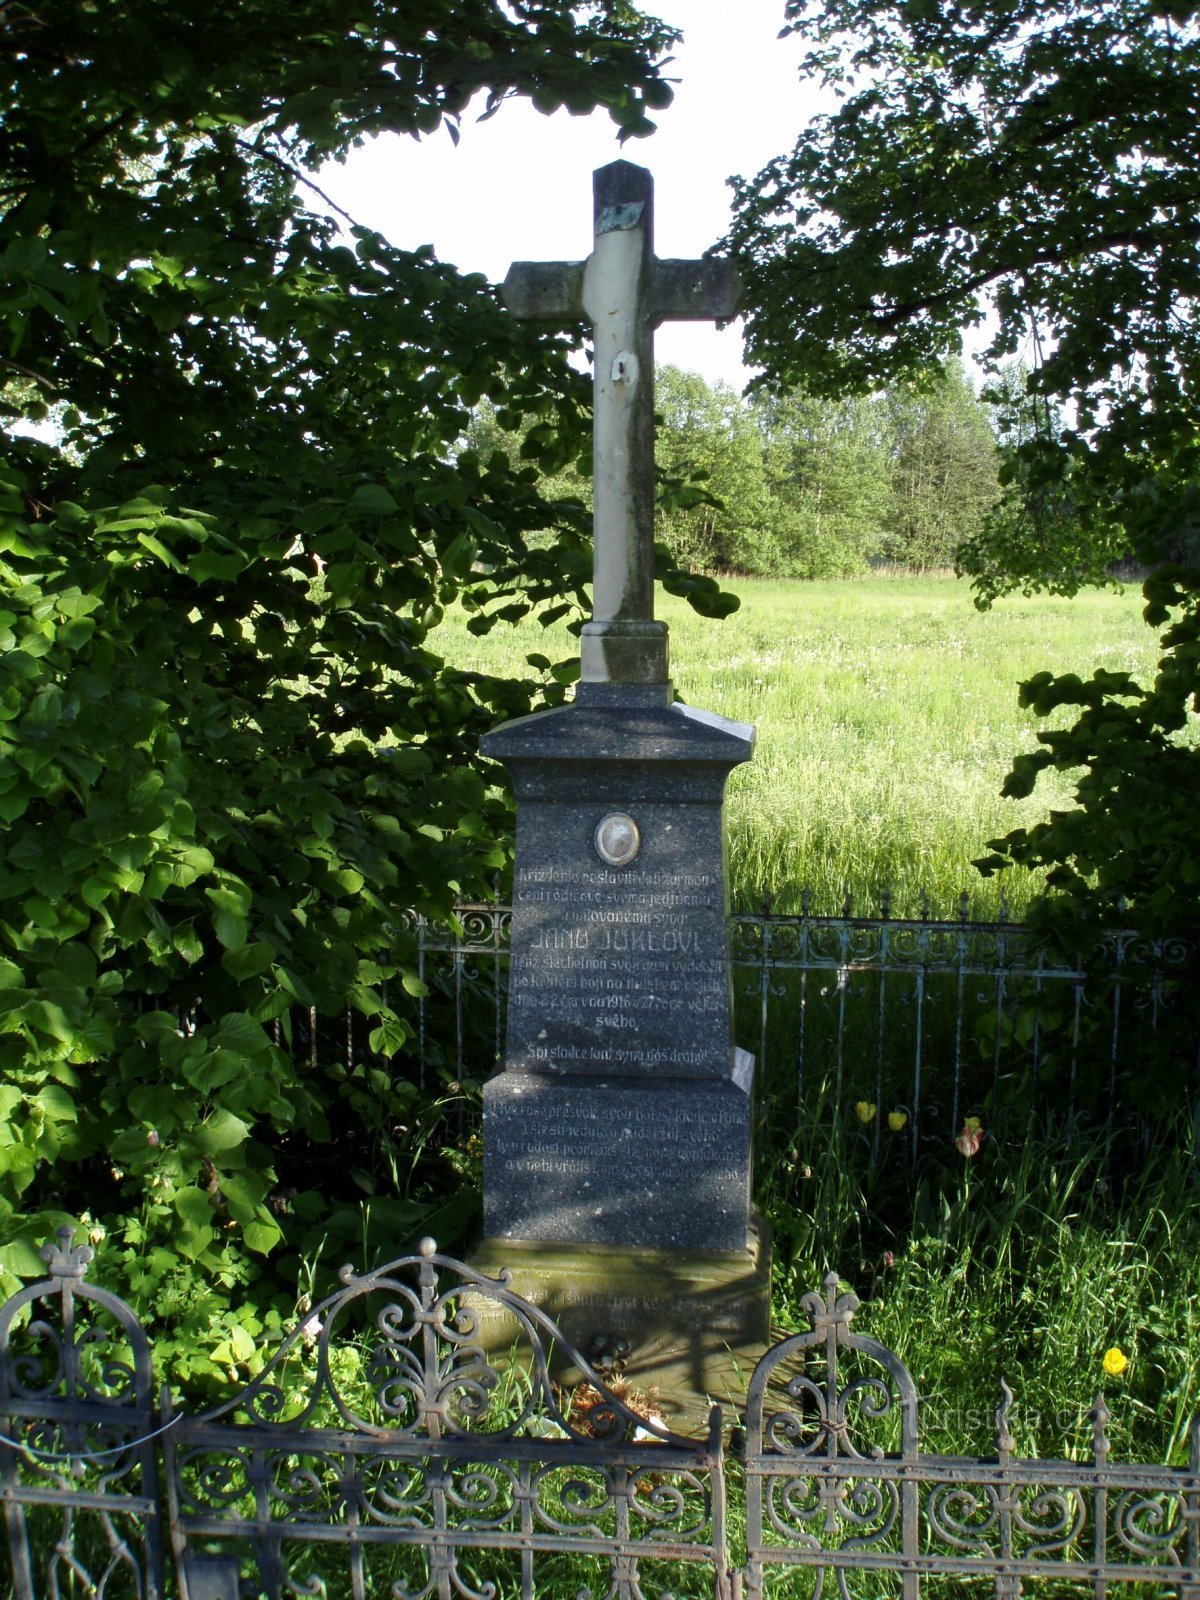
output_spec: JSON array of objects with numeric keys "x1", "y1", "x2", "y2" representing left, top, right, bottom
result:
[
  {"x1": 0, "y1": 0, "x2": 696, "y2": 1372},
  {"x1": 755, "y1": 387, "x2": 891, "y2": 577},
  {"x1": 883, "y1": 359, "x2": 999, "y2": 572},
  {"x1": 969, "y1": 360, "x2": 1085, "y2": 597},
  {"x1": 459, "y1": 398, "x2": 593, "y2": 553},
  {"x1": 728, "y1": 0, "x2": 1200, "y2": 972},
  {"x1": 653, "y1": 365, "x2": 783, "y2": 573}
]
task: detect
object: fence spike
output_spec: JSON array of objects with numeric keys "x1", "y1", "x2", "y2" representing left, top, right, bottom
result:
[
  {"x1": 995, "y1": 1379, "x2": 1015, "y2": 1459},
  {"x1": 1091, "y1": 1394, "x2": 1112, "y2": 1464}
]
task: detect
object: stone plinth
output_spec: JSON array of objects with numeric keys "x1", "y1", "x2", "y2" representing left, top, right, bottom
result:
[
  {"x1": 484, "y1": 1052, "x2": 754, "y2": 1252},
  {"x1": 468, "y1": 1216, "x2": 772, "y2": 1432},
  {"x1": 471, "y1": 681, "x2": 770, "y2": 1424}
]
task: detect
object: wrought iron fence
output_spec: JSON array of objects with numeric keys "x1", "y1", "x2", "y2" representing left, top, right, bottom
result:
[
  {"x1": 742, "y1": 1271, "x2": 1200, "y2": 1599},
  {"x1": 4, "y1": 1234, "x2": 1199, "y2": 1600},
  {"x1": 402, "y1": 898, "x2": 1196, "y2": 1160}
]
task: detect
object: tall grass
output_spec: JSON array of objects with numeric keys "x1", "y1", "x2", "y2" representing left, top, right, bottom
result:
[
  {"x1": 763, "y1": 1123, "x2": 1200, "y2": 1466},
  {"x1": 431, "y1": 573, "x2": 1200, "y2": 1478},
  {"x1": 433, "y1": 573, "x2": 1156, "y2": 917}
]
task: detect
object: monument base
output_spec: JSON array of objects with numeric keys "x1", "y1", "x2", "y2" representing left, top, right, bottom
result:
[{"x1": 467, "y1": 1216, "x2": 772, "y2": 1433}]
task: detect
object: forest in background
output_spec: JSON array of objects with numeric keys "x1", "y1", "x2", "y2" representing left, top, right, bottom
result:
[{"x1": 466, "y1": 354, "x2": 1017, "y2": 577}]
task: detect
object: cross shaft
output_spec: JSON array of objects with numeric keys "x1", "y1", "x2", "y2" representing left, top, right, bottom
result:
[{"x1": 503, "y1": 160, "x2": 740, "y2": 686}]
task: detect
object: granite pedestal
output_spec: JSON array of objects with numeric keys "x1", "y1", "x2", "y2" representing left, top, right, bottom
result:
[{"x1": 471, "y1": 681, "x2": 771, "y2": 1423}]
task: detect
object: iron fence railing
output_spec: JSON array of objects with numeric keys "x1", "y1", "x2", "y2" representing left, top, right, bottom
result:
[
  {"x1": 4, "y1": 1234, "x2": 1199, "y2": 1600},
  {"x1": 398, "y1": 899, "x2": 1195, "y2": 1160}
]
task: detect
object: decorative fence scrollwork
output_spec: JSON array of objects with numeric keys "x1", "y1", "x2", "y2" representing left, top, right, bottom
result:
[
  {"x1": 742, "y1": 1273, "x2": 1200, "y2": 1599},
  {"x1": 3, "y1": 1239, "x2": 1199, "y2": 1599},
  {"x1": 2, "y1": 1235, "x2": 728, "y2": 1600},
  {"x1": 0, "y1": 1228, "x2": 165, "y2": 1600}
]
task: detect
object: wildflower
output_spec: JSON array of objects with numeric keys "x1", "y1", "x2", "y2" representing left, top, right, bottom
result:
[
  {"x1": 1103, "y1": 1346, "x2": 1129, "y2": 1377},
  {"x1": 147, "y1": 1128, "x2": 160, "y2": 1148},
  {"x1": 888, "y1": 1110, "x2": 908, "y2": 1132},
  {"x1": 300, "y1": 1316, "x2": 321, "y2": 1347},
  {"x1": 883, "y1": 1250, "x2": 895, "y2": 1270},
  {"x1": 955, "y1": 1117, "x2": 984, "y2": 1158},
  {"x1": 855, "y1": 1101, "x2": 877, "y2": 1123}
]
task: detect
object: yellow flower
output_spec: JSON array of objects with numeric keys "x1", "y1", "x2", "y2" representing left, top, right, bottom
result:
[
  {"x1": 888, "y1": 1110, "x2": 908, "y2": 1132},
  {"x1": 1103, "y1": 1346, "x2": 1129, "y2": 1377},
  {"x1": 855, "y1": 1101, "x2": 877, "y2": 1123}
]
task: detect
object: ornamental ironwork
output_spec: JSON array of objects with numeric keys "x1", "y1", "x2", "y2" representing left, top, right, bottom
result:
[
  {"x1": 0, "y1": 1228, "x2": 165, "y2": 1600},
  {"x1": 2, "y1": 1235, "x2": 727, "y2": 1600},
  {"x1": 3, "y1": 1240, "x2": 1200, "y2": 1599},
  {"x1": 742, "y1": 1272, "x2": 1200, "y2": 1599}
]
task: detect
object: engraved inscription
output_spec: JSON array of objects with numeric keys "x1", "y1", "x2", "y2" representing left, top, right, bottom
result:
[
  {"x1": 490, "y1": 1096, "x2": 745, "y2": 1184},
  {"x1": 505, "y1": 803, "x2": 733, "y2": 1076}
]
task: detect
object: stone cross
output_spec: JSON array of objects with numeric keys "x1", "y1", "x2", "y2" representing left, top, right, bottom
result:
[{"x1": 503, "y1": 160, "x2": 741, "y2": 687}]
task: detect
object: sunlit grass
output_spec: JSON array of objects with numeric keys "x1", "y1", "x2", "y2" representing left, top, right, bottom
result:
[
  {"x1": 764, "y1": 1122, "x2": 1200, "y2": 1467},
  {"x1": 433, "y1": 572, "x2": 1156, "y2": 917},
  {"x1": 427, "y1": 570, "x2": 1200, "y2": 1493}
]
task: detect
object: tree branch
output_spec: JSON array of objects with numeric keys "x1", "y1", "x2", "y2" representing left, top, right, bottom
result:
[{"x1": 236, "y1": 138, "x2": 361, "y2": 231}]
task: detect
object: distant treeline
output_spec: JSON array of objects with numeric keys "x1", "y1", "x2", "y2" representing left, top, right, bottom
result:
[{"x1": 466, "y1": 356, "x2": 1017, "y2": 578}]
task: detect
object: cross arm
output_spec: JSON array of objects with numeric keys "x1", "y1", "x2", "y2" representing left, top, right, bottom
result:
[
  {"x1": 502, "y1": 261, "x2": 587, "y2": 323},
  {"x1": 651, "y1": 258, "x2": 742, "y2": 325}
]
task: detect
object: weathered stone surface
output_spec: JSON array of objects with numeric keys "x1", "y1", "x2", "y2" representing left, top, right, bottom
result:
[
  {"x1": 468, "y1": 1219, "x2": 772, "y2": 1433},
  {"x1": 483, "y1": 1053, "x2": 754, "y2": 1252},
  {"x1": 501, "y1": 158, "x2": 741, "y2": 687},
  {"x1": 484, "y1": 688, "x2": 754, "y2": 1082}
]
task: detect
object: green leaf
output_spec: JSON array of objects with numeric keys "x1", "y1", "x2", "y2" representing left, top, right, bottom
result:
[
  {"x1": 221, "y1": 941, "x2": 276, "y2": 979},
  {"x1": 213, "y1": 909, "x2": 248, "y2": 951},
  {"x1": 136, "y1": 531, "x2": 183, "y2": 570},
  {"x1": 352, "y1": 483, "x2": 399, "y2": 515},
  {"x1": 194, "y1": 1109, "x2": 250, "y2": 1156},
  {"x1": 368, "y1": 1018, "x2": 411, "y2": 1054},
  {"x1": 213, "y1": 1013, "x2": 271, "y2": 1057},
  {"x1": 243, "y1": 1217, "x2": 283, "y2": 1255},
  {"x1": 172, "y1": 1186, "x2": 215, "y2": 1231}
]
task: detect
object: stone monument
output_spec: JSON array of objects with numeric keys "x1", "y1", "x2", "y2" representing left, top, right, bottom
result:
[{"x1": 470, "y1": 161, "x2": 770, "y2": 1424}]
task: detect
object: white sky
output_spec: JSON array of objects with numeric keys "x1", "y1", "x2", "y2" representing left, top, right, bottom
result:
[{"x1": 316, "y1": 0, "x2": 825, "y2": 389}]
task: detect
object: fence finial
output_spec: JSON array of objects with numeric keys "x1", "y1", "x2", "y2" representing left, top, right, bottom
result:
[
  {"x1": 995, "y1": 1379, "x2": 1015, "y2": 1459},
  {"x1": 40, "y1": 1226, "x2": 92, "y2": 1282}
]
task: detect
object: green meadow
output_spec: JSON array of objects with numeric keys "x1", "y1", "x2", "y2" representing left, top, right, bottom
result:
[
  {"x1": 435, "y1": 572, "x2": 1158, "y2": 919},
  {"x1": 433, "y1": 572, "x2": 1200, "y2": 1478}
]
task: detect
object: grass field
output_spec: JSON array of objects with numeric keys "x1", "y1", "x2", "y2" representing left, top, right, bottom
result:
[
  {"x1": 431, "y1": 572, "x2": 1200, "y2": 1474},
  {"x1": 434, "y1": 572, "x2": 1158, "y2": 918}
]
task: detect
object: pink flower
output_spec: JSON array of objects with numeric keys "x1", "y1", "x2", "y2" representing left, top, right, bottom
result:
[{"x1": 955, "y1": 1117, "x2": 984, "y2": 1158}]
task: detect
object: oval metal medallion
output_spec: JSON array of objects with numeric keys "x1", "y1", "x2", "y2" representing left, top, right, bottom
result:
[{"x1": 594, "y1": 812, "x2": 640, "y2": 868}]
